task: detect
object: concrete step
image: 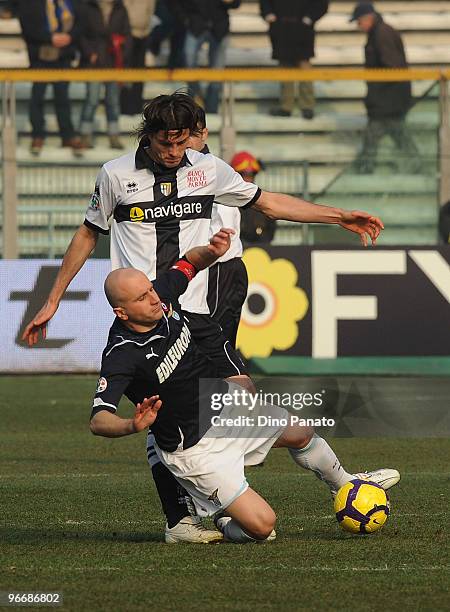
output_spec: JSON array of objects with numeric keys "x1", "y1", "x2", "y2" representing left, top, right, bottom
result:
[
  {"x1": 327, "y1": 173, "x2": 438, "y2": 194},
  {"x1": 2, "y1": 41, "x2": 450, "y2": 69},
  {"x1": 11, "y1": 99, "x2": 439, "y2": 135},
  {"x1": 223, "y1": 44, "x2": 450, "y2": 67},
  {"x1": 271, "y1": 224, "x2": 438, "y2": 246},
  {"x1": 233, "y1": 31, "x2": 450, "y2": 47},
  {"x1": 10, "y1": 127, "x2": 437, "y2": 168},
  {"x1": 308, "y1": 224, "x2": 438, "y2": 245},
  {"x1": 9, "y1": 79, "x2": 437, "y2": 105},
  {"x1": 232, "y1": 9, "x2": 450, "y2": 34},
  {"x1": 322, "y1": 194, "x2": 438, "y2": 225},
  {"x1": 4, "y1": 158, "x2": 340, "y2": 196},
  {"x1": 7, "y1": 219, "x2": 438, "y2": 258}
]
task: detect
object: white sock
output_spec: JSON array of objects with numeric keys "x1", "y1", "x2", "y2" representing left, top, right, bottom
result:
[
  {"x1": 220, "y1": 517, "x2": 257, "y2": 543},
  {"x1": 289, "y1": 434, "x2": 353, "y2": 492}
]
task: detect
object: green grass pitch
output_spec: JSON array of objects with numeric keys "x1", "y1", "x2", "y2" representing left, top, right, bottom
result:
[{"x1": 1, "y1": 376, "x2": 449, "y2": 611}]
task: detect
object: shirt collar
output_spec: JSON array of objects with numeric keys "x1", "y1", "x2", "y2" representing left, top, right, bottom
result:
[{"x1": 135, "y1": 141, "x2": 193, "y2": 174}]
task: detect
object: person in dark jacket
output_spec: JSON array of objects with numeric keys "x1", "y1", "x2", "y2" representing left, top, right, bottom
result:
[
  {"x1": 148, "y1": 0, "x2": 186, "y2": 69},
  {"x1": 260, "y1": 0, "x2": 329, "y2": 119},
  {"x1": 120, "y1": 0, "x2": 155, "y2": 115},
  {"x1": 16, "y1": 0, "x2": 83, "y2": 156},
  {"x1": 78, "y1": 0, "x2": 131, "y2": 149},
  {"x1": 168, "y1": 0, "x2": 241, "y2": 113},
  {"x1": 350, "y1": 2, "x2": 421, "y2": 174}
]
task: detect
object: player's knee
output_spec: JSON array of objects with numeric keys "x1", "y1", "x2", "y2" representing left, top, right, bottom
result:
[
  {"x1": 292, "y1": 426, "x2": 315, "y2": 449},
  {"x1": 227, "y1": 374, "x2": 256, "y2": 393},
  {"x1": 301, "y1": 426, "x2": 315, "y2": 447},
  {"x1": 89, "y1": 419, "x2": 99, "y2": 435},
  {"x1": 247, "y1": 508, "x2": 276, "y2": 540}
]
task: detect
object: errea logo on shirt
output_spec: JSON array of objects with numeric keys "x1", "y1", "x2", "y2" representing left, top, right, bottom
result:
[{"x1": 125, "y1": 181, "x2": 139, "y2": 194}]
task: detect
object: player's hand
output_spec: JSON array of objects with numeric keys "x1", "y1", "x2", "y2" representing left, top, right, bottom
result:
[
  {"x1": 21, "y1": 300, "x2": 59, "y2": 347},
  {"x1": 338, "y1": 210, "x2": 384, "y2": 247},
  {"x1": 134, "y1": 395, "x2": 162, "y2": 431},
  {"x1": 208, "y1": 227, "x2": 235, "y2": 258}
]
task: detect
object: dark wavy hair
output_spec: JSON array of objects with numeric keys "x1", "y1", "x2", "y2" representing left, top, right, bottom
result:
[{"x1": 136, "y1": 93, "x2": 204, "y2": 140}]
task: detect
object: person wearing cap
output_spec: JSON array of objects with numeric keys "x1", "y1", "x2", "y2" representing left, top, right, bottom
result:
[
  {"x1": 350, "y1": 2, "x2": 421, "y2": 174},
  {"x1": 230, "y1": 151, "x2": 276, "y2": 247},
  {"x1": 260, "y1": 0, "x2": 329, "y2": 119}
]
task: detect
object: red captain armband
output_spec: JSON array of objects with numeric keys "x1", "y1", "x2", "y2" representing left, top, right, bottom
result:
[{"x1": 171, "y1": 258, "x2": 198, "y2": 282}]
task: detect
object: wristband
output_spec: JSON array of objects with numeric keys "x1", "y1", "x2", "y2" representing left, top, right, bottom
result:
[{"x1": 171, "y1": 258, "x2": 197, "y2": 281}]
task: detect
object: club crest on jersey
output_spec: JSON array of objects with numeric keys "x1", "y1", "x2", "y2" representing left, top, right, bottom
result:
[
  {"x1": 160, "y1": 182, "x2": 172, "y2": 197},
  {"x1": 96, "y1": 377, "x2": 108, "y2": 393},
  {"x1": 90, "y1": 187, "x2": 100, "y2": 211},
  {"x1": 172, "y1": 311, "x2": 180, "y2": 321}
]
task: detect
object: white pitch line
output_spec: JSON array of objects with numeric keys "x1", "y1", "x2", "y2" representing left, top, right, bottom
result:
[
  {"x1": 281, "y1": 512, "x2": 448, "y2": 521},
  {"x1": 62, "y1": 519, "x2": 162, "y2": 525},
  {"x1": 19, "y1": 565, "x2": 449, "y2": 573},
  {"x1": 0, "y1": 473, "x2": 125, "y2": 479}
]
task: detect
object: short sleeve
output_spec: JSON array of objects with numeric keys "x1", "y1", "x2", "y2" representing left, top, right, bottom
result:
[
  {"x1": 84, "y1": 165, "x2": 116, "y2": 235},
  {"x1": 91, "y1": 348, "x2": 136, "y2": 418},
  {"x1": 214, "y1": 157, "x2": 261, "y2": 209}
]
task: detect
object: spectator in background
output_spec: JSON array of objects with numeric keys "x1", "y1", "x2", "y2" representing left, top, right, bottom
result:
[
  {"x1": 0, "y1": 0, "x2": 17, "y2": 19},
  {"x1": 260, "y1": 0, "x2": 329, "y2": 119},
  {"x1": 148, "y1": 0, "x2": 186, "y2": 68},
  {"x1": 120, "y1": 0, "x2": 155, "y2": 115},
  {"x1": 230, "y1": 151, "x2": 276, "y2": 246},
  {"x1": 78, "y1": 0, "x2": 131, "y2": 150},
  {"x1": 168, "y1": 0, "x2": 241, "y2": 113},
  {"x1": 16, "y1": 0, "x2": 84, "y2": 156},
  {"x1": 350, "y1": 2, "x2": 421, "y2": 174}
]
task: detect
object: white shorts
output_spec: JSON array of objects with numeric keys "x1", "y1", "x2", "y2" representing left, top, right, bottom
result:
[{"x1": 153, "y1": 396, "x2": 289, "y2": 517}]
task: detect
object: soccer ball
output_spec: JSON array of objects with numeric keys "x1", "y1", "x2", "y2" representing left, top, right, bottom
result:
[{"x1": 334, "y1": 479, "x2": 390, "y2": 534}]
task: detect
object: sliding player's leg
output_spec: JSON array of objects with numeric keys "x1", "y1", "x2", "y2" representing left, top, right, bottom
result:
[
  {"x1": 216, "y1": 488, "x2": 276, "y2": 542},
  {"x1": 147, "y1": 433, "x2": 223, "y2": 544},
  {"x1": 275, "y1": 425, "x2": 400, "y2": 496}
]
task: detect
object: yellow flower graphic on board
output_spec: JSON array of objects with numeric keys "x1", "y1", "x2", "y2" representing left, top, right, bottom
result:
[{"x1": 237, "y1": 248, "x2": 309, "y2": 358}]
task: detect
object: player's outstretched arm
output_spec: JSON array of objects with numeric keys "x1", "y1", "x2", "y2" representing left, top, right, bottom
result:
[
  {"x1": 90, "y1": 396, "x2": 162, "y2": 437},
  {"x1": 254, "y1": 191, "x2": 384, "y2": 246},
  {"x1": 184, "y1": 228, "x2": 235, "y2": 270},
  {"x1": 22, "y1": 224, "x2": 99, "y2": 346}
]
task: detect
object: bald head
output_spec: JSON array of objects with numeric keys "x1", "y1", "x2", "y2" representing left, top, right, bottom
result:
[
  {"x1": 104, "y1": 268, "x2": 163, "y2": 331},
  {"x1": 104, "y1": 268, "x2": 150, "y2": 308}
]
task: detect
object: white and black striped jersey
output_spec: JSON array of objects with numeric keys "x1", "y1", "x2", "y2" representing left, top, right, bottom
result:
[
  {"x1": 91, "y1": 265, "x2": 229, "y2": 452},
  {"x1": 210, "y1": 204, "x2": 243, "y2": 262},
  {"x1": 84, "y1": 145, "x2": 260, "y2": 314}
]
